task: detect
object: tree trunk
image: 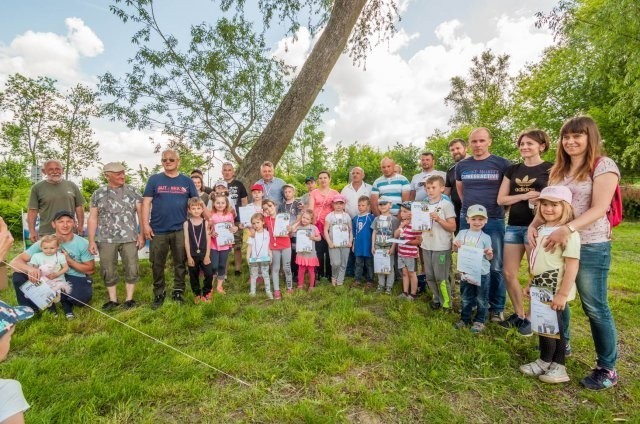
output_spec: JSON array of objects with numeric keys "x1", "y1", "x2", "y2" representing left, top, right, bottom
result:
[{"x1": 235, "y1": 0, "x2": 368, "y2": 185}]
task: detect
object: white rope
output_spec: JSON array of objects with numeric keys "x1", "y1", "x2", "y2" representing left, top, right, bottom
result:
[{"x1": 1, "y1": 260, "x2": 253, "y2": 388}]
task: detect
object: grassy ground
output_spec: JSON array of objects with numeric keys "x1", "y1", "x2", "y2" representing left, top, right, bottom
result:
[{"x1": 1, "y1": 222, "x2": 639, "y2": 423}]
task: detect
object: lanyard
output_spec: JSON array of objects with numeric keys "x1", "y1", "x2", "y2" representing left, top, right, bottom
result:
[
  {"x1": 253, "y1": 230, "x2": 268, "y2": 257},
  {"x1": 190, "y1": 219, "x2": 204, "y2": 253},
  {"x1": 462, "y1": 230, "x2": 482, "y2": 247},
  {"x1": 355, "y1": 214, "x2": 371, "y2": 239}
]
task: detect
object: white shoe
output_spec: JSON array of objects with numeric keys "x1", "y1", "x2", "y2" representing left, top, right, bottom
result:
[
  {"x1": 539, "y1": 362, "x2": 570, "y2": 383},
  {"x1": 519, "y1": 359, "x2": 550, "y2": 376},
  {"x1": 266, "y1": 291, "x2": 274, "y2": 300}
]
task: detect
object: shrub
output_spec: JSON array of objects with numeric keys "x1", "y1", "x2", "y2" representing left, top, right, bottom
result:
[{"x1": 621, "y1": 185, "x2": 640, "y2": 221}]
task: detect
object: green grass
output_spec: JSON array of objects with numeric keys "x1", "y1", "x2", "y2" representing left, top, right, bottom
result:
[{"x1": 2, "y1": 222, "x2": 639, "y2": 423}]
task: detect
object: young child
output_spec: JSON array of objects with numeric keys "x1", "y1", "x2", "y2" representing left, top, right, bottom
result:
[
  {"x1": 246, "y1": 213, "x2": 273, "y2": 299},
  {"x1": 263, "y1": 198, "x2": 292, "y2": 299},
  {"x1": 520, "y1": 186, "x2": 579, "y2": 383},
  {"x1": 371, "y1": 199, "x2": 399, "y2": 294},
  {"x1": 421, "y1": 175, "x2": 457, "y2": 309},
  {"x1": 352, "y1": 196, "x2": 375, "y2": 289},
  {"x1": 453, "y1": 204, "x2": 493, "y2": 333},
  {"x1": 208, "y1": 194, "x2": 238, "y2": 294},
  {"x1": 293, "y1": 209, "x2": 321, "y2": 290},
  {"x1": 183, "y1": 198, "x2": 214, "y2": 302},
  {"x1": 28, "y1": 234, "x2": 71, "y2": 300},
  {"x1": 394, "y1": 202, "x2": 422, "y2": 300},
  {"x1": 278, "y1": 184, "x2": 302, "y2": 280},
  {"x1": 324, "y1": 195, "x2": 353, "y2": 286}
]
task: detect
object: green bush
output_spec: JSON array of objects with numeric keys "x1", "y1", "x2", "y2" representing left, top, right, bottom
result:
[
  {"x1": 621, "y1": 185, "x2": 640, "y2": 221},
  {"x1": 0, "y1": 199, "x2": 25, "y2": 238}
]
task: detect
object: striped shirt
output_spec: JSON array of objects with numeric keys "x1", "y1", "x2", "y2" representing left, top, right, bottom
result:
[
  {"x1": 372, "y1": 174, "x2": 410, "y2": 215},
  {"x1": 397, "y1": 224, "x2": 421, "y2": 258}
]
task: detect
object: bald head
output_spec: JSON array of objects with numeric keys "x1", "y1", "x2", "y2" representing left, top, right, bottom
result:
[{"x1": 380, "y1": 157, "x2": 395, "y2": 177}]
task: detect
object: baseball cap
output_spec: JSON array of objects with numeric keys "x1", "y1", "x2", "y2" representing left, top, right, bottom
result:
[
  {"x1": 103, "y1": 162, "x2": 125, "y2": 173},
  {"x1": 282, "y1": 183, "x2": 296, "y2": 191},
  {"x1": 214, "y1": 180, "x2": 228, "y2": 189},
  {"x1": 539, "y1": 186, "x2": 572, "y2": 204},
  {"x1": 304, "y1": 176, "x2": 316, "y2": 183},
  {"x1": 378, "y1": 198, "x2": 391, "y2": 205},
  {"x1": 467, "y1": 204, "x2": 488, "y2": 218},
  {"x1": 53, "y1": 210, "x2": 74, "y2": 221},
  {"x1": 0, "y1": 301, "x2": 34, "y2": 338},
  {"x1": 399, "y1": 201, "x2": 412, "y2": 210},
  {"x1": 332, "y1": 195, "x2": 346, "y2": 203},
  {"x1": 251, "y1": 184, "x2": 264, "y2": 192}
]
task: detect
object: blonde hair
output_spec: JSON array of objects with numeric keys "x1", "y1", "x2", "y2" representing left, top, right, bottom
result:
[
  {"x1": 549, "y1": 116, "x2": 602, "y2": 184},
  {"x1": 250, "y1": 213, "x2": 264, "y2": 224},
  {"x1": 40, "y1": 234, "x2": 60, "y2": 248},
  {"x1": 535, "y1": 199, "x2": 574, "y2": 226},
  {"x1": 212, "y1": 194, "x2": 232, "y2": 214},
  {"x1": 301, "y1": 209, "x2": 314, "y2": 223}
]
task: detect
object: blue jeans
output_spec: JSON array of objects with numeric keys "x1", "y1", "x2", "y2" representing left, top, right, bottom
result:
[
  {"x1": 13, "y1": 272, "x2": 93, "y2": 314},
  {"x1": 460, "y1": 273, "x2": 490, "y2": 324},
  {"x1": 460, "y1": 214, "x2": 506, "y2": 314},
  {"x1": 568, "y1": 242, "x2": 618, "y2": 369}
]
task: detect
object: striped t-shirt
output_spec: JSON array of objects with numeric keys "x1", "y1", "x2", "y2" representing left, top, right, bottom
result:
[
  {"x1": 372, "y1": 174, "x2": 411, "y2": 215},
  {"x1": 397, "y1": 224, "x2": 421, "y2": 258}
]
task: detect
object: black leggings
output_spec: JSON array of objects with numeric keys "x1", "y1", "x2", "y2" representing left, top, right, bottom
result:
[{"x1": 539, "y1": 310, "x2": 566, "y2": 365}]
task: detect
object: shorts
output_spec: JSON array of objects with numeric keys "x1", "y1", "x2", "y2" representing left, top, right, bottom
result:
[
  {"x1": 504, "y1": 225, "x2": 529, "y2": 245},
  {"x1": 97, "y1": 241, "x2": 140, "y2": 286},
  {"x1": 398, "y1": 256, "x2": 417, "y2": 272}
]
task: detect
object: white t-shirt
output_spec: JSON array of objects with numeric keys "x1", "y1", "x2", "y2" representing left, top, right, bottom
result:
[
  {"x1": 411, "y1": 170, "x2": 447, "y2": 201},
  {"x1": 247, "y1": 230, "x2": 271, "y2": 260}
]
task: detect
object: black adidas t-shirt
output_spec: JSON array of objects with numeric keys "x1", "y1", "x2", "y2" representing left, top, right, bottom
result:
[{"x1": 504, "y1": 162, "x2": 552, "y2": 226}]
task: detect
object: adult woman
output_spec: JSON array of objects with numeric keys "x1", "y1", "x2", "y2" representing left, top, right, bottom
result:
[
  {"x1": 191, "y1": 175, "x2": 209, "y2": 206},
  {"x1": 497, "y1": 130, "x2": 552, "y2": 335},
  {"x1": 307, "y1": 171, "x2": 339, "y2": 280},
  {"x1": 528, "y1": 116, "x2": 620, "y2": 390}
]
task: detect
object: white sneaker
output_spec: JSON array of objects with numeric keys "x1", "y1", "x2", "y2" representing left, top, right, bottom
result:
[
  {"x1": 539, "y1": 362, "x2": 570, "y2": 383},
  {"x1": 520, "y1": 359, "x2": 551, "y2": 376},
  {"x1": 490, "y1": 311, "x2": 504, "y2": 322},
  {"x1": 266, "y1": 291, "x2": 274, "y2": 300}
]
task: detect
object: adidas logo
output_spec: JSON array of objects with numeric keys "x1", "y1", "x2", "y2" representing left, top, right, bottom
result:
[{"x1": 515, "y1": 176, "x2": 536, "y2": 187}]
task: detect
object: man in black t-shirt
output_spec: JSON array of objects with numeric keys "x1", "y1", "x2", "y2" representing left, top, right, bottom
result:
[
  {"x1": 222, "y1": 162, "x2": 248, "y2": 276},
  {"x1": 444, "y1": 138, "x2": 469, "y2": 233}
]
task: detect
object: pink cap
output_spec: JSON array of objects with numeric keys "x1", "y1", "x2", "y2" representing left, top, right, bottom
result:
[
  {"x1": 539, "y1": 185, "x2": 572, "y2": 204},
  {"x1": 332, "y1": 195, "x2": 346, "y2": 203},
  {"x1": 251, "y1": 184, "x2": 263, "y2": 192}
]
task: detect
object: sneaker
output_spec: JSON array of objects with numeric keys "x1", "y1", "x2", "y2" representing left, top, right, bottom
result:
[
  {"x1": 266, "y1": 291, "x2": 274, "y2": 300},
  {"x1": 490, "y1": 311, "x2": 504, "y2": 323},
  {"x1": 194, "y1": 295, "x2": 203, "y2": 304},
  {"x1": 430, "y1": 302, "x2": 441, "y2": 310},
  {"x1": 499, "y1": 313, "x2": 520, "y2": 329},
  {"x1": 565, "y1": 343, "x2": 572, "y2": 357},
  {"x1": 385, "y1": 288, "x2": 392, "y2": 295},
  {"x1": 122, "y1": 300, "x2": 137, "y2": 309},
  {"x1": 102, "y1": 301, "x2": 120, "y2": 311},
  {"x1": 65, "y1": 312, "x2": 75, "y2": 320},
  {"x1": 204, "y1": 292, "x2": 213, "y2": 302},
  {"x1": 581, "y1": 368, "x2": 618, "y2": 391},
  {"x1": 539, "y1": 363, "x2": 570, "y2": 383},
  {"x1": 406, "y1": 295, "x2": 414, "y2": 302},
  {"x1": 287, "y1": 288, "x2": 293, "y2": 294},
  {"x1": 454, "y1": 320, "x2": 469, "y2": 329},
  {"x1": 517, "y1": 318, "x2": 533, "y2": 337},
  {"x1": 172, "y1": 291, "x2": 185, "y2": 304},
  {"x1": 470, "y1": 322, "x2": 485, "y2": 333},
  {"x1": 274, "y1": 290, "x2": 282, "y2": 300},
  {"x1": 249, "y1": 291, "x2": 256, "y2": 297},
  {"x1": 519, "y1": 359, "x2": 550, "y2": 376},
  {"x1": 397, "y1": 293, "x2": 408, "y2": 300},
  {"x1": 152, "y1": 293, "x2": 166, "y2": 309},
  {"x1": 376, "y1": 286, "x2": 384, "y2": 293},
  {"x1": 352, "y1": 281, "x2": 362, "y2": 289},
  {"x1": 216, "y1": 285, "x2": 225, "y2": 294}
]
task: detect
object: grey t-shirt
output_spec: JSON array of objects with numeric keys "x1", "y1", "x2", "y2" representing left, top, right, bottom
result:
[
  {"x1": 28, "y1": 180, "x2": 85, "y2": 235},
  {"x1": 420, "y1": 199, "x2": 456, "y2": 251},
  {"x1": 371, "y1": 215, "x2": 399, "y2": 249},
  {"x1": 90, "y1": 184, "x2": 142, "y2": 243}
]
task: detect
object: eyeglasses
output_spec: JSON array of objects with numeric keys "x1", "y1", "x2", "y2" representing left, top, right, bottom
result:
[{"x1": 162, "y1": 158, "x2": 177, "y2": 163}]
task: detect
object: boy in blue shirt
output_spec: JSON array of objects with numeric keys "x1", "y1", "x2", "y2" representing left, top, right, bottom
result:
[{"x1": 352, "y1": 196, "x2": 375, "y2": 289}]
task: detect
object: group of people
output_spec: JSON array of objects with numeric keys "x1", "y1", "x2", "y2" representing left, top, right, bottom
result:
[{"x1": 3, "y1": 116, "x2": 621, "y2": 403}]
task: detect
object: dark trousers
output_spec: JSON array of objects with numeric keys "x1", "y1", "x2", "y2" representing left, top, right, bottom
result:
[
  {"x1": 539, "y1": 310, "x2": 567, "y2": 365},
  {"x1": 290, "y1": 237, "x2": 298, "y2": 279},
  {"x1": 315, "y1": 238, "x2": 332, "y2": 280},
  {"x1": 188, "y1": 257, "x2": 214, "y2": 296},
  {"x1": 149, "y1": 230, "x2": 186, "y2": 296},
  {"x1": 354, "y1": 256, "x2": 374, "y2": 283},
  {"x1": 345, "y1": 251, "x2": 355, "y2": 278},
  {"x1": 13, "y1": 272, "x2": 93, "y2": 314}
]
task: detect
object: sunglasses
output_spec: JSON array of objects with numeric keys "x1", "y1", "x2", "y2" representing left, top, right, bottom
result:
[{"x1": 162, "y1": 158, "x2": 177, "y2": 163}]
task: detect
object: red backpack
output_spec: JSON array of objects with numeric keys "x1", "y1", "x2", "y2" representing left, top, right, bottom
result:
[{"x1": 593, "y1": 157, "x2": 623, "y2": 229}]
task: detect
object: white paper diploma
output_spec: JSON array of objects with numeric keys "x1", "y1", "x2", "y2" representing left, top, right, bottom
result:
[
  {"x1": 456, "y1": 245, "x2": 484, "y2": 286},
  {"x1": 530, "y1": 286, "x2": 560, "y2": 338},
  {"x1": 296, "y1": 229, "x2": 313, "y2": 252},
  {"x1": 215, "y1": 222, "x2": 234, "y2": 246},
  {"x1": 374, "y1": 249, "x2": 392, "y2": 274},
  {"x1": 331, "y1": 225, "x2": 350, "y2": 247},
  {"x1": 411, "y1": 202, "x2": 432, "y2": 231},
  {"x1": 20, "y1": 281, "x2": 57, "y2": 310},
  {"x1": 274, "y1": 213, "x2": 290, "y2": 237},
  {"x1": 238, "y1": 205, "x2": 255, "y2": 227}
]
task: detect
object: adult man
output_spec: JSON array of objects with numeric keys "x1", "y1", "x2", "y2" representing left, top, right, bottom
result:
[
  {"x1": 340, "y1": 167, "x2": 372, "y2": 218},
  {"x1": 301, "y1": 176, "x2": 316, "y2": 207},
  {"x1": 27, "y1": 159, "x2": 85, "y2": 242},
  {"x1": 143, "y1": 149, "x2": 199, "y2": 308},
  {"x1": 455, "y1": 128, "x2": 511, "y2": 322},
  {"x1": 11, "y1": 210, "x2": 95, "y2": 319},
  {"x1": 255, "y1": 161, "x2": 286, "y2": 206},
  {"x1": 444, "y1": 139, "x2": 470, "y2": 232},
  {"x1": 410, "y1": 152, "x2": 447, "y2": 202},
  {"x1": 370, "y1": 157, "x2": 410, "y2": 216},
  {"x1": 221, "y1": 162, "x2": 248, "y2": 276},
  {"x1": 87, "y1": 162, "x2": 145, "y2": 310}
]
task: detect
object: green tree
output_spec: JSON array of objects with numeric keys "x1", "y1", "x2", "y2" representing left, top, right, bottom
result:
[
  {"x1": 279, "y1": 105, "x2": 329, "y2": 179},
  {"x1": 331, "y1": 142, "x2": 383, "y2": 186},
  {"x1": 388, "y1": 142, "x2": 421, "y2": 179}
]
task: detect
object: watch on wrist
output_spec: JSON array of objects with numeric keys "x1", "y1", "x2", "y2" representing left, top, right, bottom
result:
[{"x1": 567, "y1": 224, "x2": 576, "y2": 233}]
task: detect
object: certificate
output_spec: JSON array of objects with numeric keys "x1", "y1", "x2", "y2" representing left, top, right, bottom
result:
[
  {"x1": 331, "y1": 224, "x2": 350, "y2": 247},
  {"x1": 530, "y1": 286, "x2": 560, "y2": 339},
  {"x1": 411, "y1": 202, "x2": 432, "y2": 231},
  {"x1": 215, "y1": 222, "x2": 234, "y2": 246},
  {"x1": 456, "y1": 245, "x2": 484, "y2": 286},
  {"x1": 374, "y1": 248, "x2": 392, "y2": 274},
  {"x1": 274, "y1": 213, "x2": 290, "y2": 237},
  {"x1": 296, "y1": 229, "x2": 313, "y2": 252},
  {"x1": 19, "y1": 281, "x2": 57, "y2": 310},
  {"x1": 238, "y1": 205, "x2": 255, "y2": 227}
]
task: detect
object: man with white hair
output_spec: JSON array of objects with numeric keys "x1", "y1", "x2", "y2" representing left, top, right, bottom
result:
[
  {"x1": 341, "y1": 167, "x2": 372, "y2": 218},
  {"x1": 27, "y1": 159, "x2": 85, "y2": 242}
]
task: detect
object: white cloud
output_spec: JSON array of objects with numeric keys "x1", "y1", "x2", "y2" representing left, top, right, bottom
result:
[{"x1": 0, "y1": 17, "x2": 103, "y2": 87}]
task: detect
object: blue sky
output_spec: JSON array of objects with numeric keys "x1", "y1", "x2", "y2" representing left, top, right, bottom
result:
[{"x1": 1, "y1": 0, "x2": 558, "y2": 178}]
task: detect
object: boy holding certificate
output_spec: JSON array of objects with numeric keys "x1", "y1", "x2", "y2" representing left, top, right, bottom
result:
[
  {"x1": 453, "y1": 204, "x2": 493, "y2": 333},
  {"x1": 371, "y1": 199, "x2": 399, "y2": 294}
]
